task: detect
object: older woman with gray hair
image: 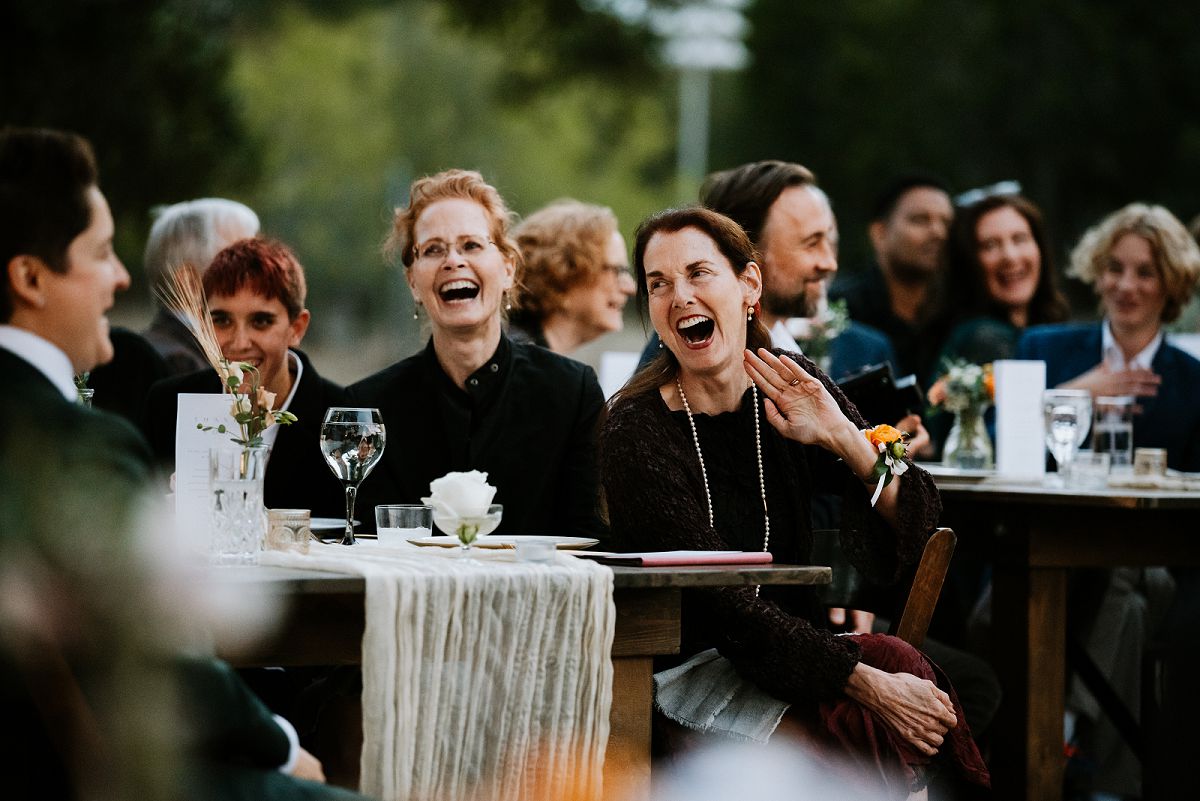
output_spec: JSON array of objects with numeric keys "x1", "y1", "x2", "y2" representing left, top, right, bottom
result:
[
  {"x1": 142, "y1": 198, "x2": 259, "y2": 374},
  {"x1": 510, "y1": 199, "x2": 635, "y2": 355}
]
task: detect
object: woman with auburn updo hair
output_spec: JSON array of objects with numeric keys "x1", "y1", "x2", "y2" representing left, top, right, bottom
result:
[
  {"x1": 348, "y1": 170, "x2": 605, "y2": 537},
  {"x1": 600, "y1": 207, "x2": 988, "y2": 799},
  {"x1": 510, "y1": 199, "x2": 635, "y2": 354}
]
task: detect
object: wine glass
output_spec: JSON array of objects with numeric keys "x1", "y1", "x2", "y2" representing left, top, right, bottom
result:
[
  {"x1": 1042, "y1": 389, "x2": 1093, "y2": 485},
  {"x1": 433, "y1": 504, "x2": 503, "y2": 556},
  {"x1": 320, "y1": 407, "x2": 386, "y2": 545}
]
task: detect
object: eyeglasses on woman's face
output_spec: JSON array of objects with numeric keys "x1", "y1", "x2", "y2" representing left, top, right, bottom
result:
[{"x1": 412, "y1": 235, "x2": 495, "y2": 265}]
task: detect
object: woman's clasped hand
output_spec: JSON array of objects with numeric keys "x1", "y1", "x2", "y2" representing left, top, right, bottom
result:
[{"x1": 846, "y1": 663, "x2": 958, "y2": 757}]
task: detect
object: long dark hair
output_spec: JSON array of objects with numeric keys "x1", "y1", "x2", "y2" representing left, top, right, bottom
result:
[
  {"x1": 612, "y1": 207, "x2": 772, "y2": 406},
  {"x1": 946, "y1": 194, "x2": 1069, "y2": 327}
]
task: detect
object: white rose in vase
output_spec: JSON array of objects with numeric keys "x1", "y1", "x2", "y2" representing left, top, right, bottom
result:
[{"x1": 422, "y1": 470, "x2": 499, "y2": 545}]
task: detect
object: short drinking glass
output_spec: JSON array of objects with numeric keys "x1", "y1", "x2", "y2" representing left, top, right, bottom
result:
[{"x1": 375, "y1": 504, "x2": 433, "y2": 546}]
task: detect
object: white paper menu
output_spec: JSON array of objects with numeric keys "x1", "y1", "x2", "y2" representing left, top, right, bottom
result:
[
  {"x1": 175, "y1": 393, "x2": 239, "y2": 541},
  {"x1": 994, "y1": 359, "x2": 1046, "y2": 480}
]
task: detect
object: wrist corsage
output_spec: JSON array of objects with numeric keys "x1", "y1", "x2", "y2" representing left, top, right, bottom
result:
[{"x1": 863, "y1": 424, "x2": 910, "y2": 506}]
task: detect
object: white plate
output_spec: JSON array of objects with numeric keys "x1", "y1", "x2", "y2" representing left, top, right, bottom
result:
[
  {"x1": 921, "y1": 465, "x2": 995, "y2": 482},
  {"x1": 310, "y1": 517, "x2": 360, "y2": 531},
  {"x1": 410, "y1": 535, "x2": 599, "y2": 550}
]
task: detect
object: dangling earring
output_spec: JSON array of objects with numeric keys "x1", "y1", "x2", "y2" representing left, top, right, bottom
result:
[
  {"x1": 412, "y1": 299, "x2": 421, "y2": 321},
  {"x1": 504, "y1": 291, "x2": 512, "y2": 313},
  {"x1": 658, "y1": 340, "x2": 664, "y2": 349},
  {"x1": 746, "y1": 306, "x2": 754, "y2": 322}
]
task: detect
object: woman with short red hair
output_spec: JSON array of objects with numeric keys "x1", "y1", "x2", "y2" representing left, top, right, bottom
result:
[{"x1": 141, "y1": 236, "x2": 349, "y2": 517}]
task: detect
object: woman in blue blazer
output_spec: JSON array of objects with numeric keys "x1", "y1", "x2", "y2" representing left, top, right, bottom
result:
[
  {"x1": 1016, "y1": 203, "x2": 1200, "y2": 471},
  {"x1": 1016, "y1": 203, "x2": 1200, "y2": 798}
]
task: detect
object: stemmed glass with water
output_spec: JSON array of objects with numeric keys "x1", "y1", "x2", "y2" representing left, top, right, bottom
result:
[
  {"x1": 1042, "y1": 389, "x2": 1093, "y2": 485},
  {"x1": 320, "y1": 407, "x2": 386, "y2": 545}
]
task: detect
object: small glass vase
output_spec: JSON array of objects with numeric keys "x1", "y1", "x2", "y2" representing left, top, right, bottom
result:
[
  {"x1": 943, "y1": 407, "x2": 993, "y2": 470},
  {"x1": 209, "y1": 445, "x2": 268, "y2": 565}
]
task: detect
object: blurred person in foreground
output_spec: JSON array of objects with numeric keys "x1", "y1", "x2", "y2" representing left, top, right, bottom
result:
[
  {"x1": 831, "y1": 176, "x2": 954, "y2": 380},
  {"x1": 143, "y1": 198, "x2": 261, "y2": 374},
  {"x1": 141, "y1": 237, "x2": 348, "y2": 518},
  {"x1": 0, "y1": 126, "x2": 364, "y2": 801},
  {"x1": 510, "y1": 199, "x2": 636, "y2": 354},
  {"x1": 601, "y1": 207, "x2": 989, "y2": 799},
  {"x1": 349, "y1": 169, "x2": 605, "y2": 537}
]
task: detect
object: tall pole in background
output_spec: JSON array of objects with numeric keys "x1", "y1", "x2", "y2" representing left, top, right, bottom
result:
[{"x1": 654, "y1": 1, "x2": 749, "y2": 203}]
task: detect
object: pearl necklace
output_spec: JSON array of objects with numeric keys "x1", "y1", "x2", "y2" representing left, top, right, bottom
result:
[{"x1": 676, "y1": 377, "x2": 771, "y2": 595}]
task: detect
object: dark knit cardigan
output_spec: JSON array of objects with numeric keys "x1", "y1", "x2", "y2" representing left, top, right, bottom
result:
[{"x1": 600, "y1": 350, "x2": 941, "y2": 705}]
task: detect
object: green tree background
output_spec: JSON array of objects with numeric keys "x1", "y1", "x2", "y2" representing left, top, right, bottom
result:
[{"x1": 4, "y1": 0, "x2": 1198, "y2": 379}]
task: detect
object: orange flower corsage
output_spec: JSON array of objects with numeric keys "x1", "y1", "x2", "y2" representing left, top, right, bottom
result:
[{"x1": 862, "y1": 424, "x2": 910, "y2": 506}]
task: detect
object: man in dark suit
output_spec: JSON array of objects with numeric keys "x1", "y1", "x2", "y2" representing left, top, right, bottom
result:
[
  {"x1": 0, "y1": 126, "x2": 364, "y2": 800},
  {"x1": 141, "y1": 238, "x2": 347, "y2": 518}
]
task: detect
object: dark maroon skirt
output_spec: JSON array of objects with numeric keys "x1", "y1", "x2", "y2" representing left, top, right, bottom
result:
[{"x1": 799, "y1": 633, "x2": 991, "y2": 798}]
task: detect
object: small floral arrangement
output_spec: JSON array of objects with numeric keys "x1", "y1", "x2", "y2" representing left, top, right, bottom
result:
[
  {"x1": 203, "y1": 361, "x2": 297, "y2": 448},
  {"x1": 422, "y1": 470, "x2": 499, "y2": 546},
  {"x1": 156, "y1": 265, "x2": 297, "y2": 449},
  {"x1": 927, "y1": 360, "x2": 995, "y2": 415},
  {"x1": 863, "y1": 424, "x2": 909, "y2": 506},
  {"x1": 784, "y1": 297, "x2": 850, "y2": 366}
]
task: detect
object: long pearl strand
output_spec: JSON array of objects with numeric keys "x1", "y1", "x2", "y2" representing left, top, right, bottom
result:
[{"x1": 676, "y1": 377, "x2": 771, "y2": 596}]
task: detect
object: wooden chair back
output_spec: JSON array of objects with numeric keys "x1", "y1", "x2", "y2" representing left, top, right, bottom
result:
[
  {"x1": 893, "y1": 527, "x2": 956, "y2": 648},
  {"x1": 810, "y1": 526, "x2": 957, "y2": 649}
]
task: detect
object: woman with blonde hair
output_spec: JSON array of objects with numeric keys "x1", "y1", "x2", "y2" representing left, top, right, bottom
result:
[
  {"x1": 349, "y1": 170, "x2": 605, "y2": 536},
  {"x1": 1017, "y1": 202, "x2": 1200, "y2": 469},
  {"x1": 510, "y1": 199, "x2": 635, "y2": 354},
  {"x1": 1016, "y1": 202, "x2": 1200, "y2": 799}
]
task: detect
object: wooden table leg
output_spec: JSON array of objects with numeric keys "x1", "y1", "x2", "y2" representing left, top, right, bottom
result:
[
  {"x1": 1026, "y1": 566, "x2": 1068, "y2": 800},
  {"x1": 607, "y1": 656, "x2": 653, "y2": 801},
  {"x1": 994, "y1": 551, "x2": 1068, "y2": 801}
]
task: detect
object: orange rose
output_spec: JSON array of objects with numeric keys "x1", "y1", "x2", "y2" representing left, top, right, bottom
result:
[
  {"x1": 983, "y1": 369, "x2": 995, "y2": 399},
  {"x1": 864, "y1": 424, "x2": 904, "y2": 449}
]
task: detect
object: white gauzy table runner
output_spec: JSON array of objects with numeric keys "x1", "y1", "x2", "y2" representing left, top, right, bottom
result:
[{"x1": 261, "y1": 544, "x2": 615, "y2": 801}]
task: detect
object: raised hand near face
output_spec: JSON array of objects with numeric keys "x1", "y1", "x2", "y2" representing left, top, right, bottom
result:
[{"x1": 743, "y1": 349, "x2": 853, "y2": 448}]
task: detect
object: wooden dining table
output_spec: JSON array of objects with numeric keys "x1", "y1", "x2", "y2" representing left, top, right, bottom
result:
[
  {"x1": 934, "y1": 473, "x2": 1200, "y2": 801},
  {"x1": 211, "y1": 559, "x2": 830, "y2": 799}
]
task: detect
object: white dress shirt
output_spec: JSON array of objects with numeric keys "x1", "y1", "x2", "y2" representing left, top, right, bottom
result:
[
  {"x1": 1101, "y1": 320, "x2": 1162, "y2": 371},
  {"x1": 0, "y1": 325, "x2": 78, "y2": 402},
  {"x1": 769, "y1": 320, "x2": 804, "y2": 353},
  {"x1": 258, "y1": 350, "x2": 304, "y2": 452}
]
